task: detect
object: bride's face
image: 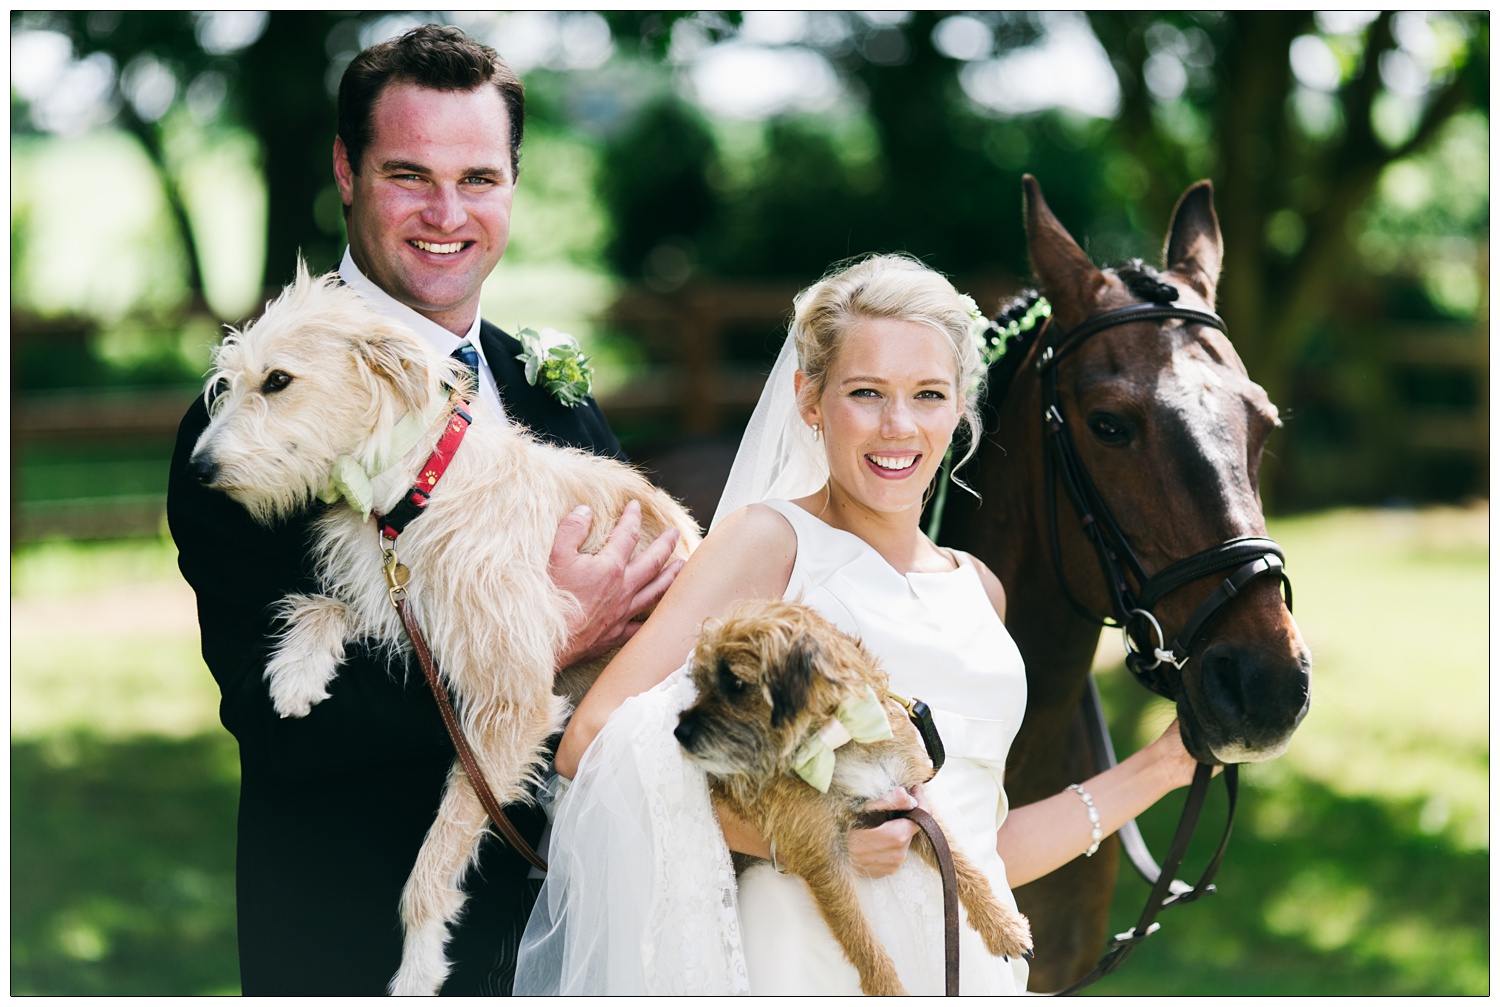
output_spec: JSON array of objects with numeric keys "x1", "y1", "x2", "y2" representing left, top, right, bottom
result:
[{"x1": 800, "y1": 317, "x2": 963, "y2": 518}]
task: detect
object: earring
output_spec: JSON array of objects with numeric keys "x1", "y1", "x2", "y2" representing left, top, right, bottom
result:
[{"x1": 811, "y1": 423, "x2": 821, "y2": 441}]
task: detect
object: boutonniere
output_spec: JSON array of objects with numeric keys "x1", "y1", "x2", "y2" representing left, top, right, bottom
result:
[{"x1": 515, "y1": 326, "x2": 594, "y2": 407}]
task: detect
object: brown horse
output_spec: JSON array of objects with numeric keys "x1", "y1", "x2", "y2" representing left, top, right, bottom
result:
[{"x1": 938, "y1": 176, "x2": 1311, "y2": 990}]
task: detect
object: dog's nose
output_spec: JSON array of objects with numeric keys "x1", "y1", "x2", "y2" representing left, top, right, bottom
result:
[
  {"x1": 673, "y1": 718, "x2": 698, "y2": 750},
  {"x1": 188, "y1": 453, "x2": 220, "y2": 486}
]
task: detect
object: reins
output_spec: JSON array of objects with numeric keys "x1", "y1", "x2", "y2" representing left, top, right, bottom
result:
[{"x1": 1015, "y1": 297, "x2": 1293, "y2": 994}]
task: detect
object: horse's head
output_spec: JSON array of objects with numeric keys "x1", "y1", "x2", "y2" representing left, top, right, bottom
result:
[{"x1": 1020, "y1": 175, "x2": 1310, "y2": 765}]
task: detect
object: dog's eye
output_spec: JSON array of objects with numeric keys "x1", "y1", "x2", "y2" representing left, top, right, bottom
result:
[
  {"x1": 716, "y1": 659, "x2": 748, "y2": 698},
  {"x1": 262, "y1": 370, "x2": 294, "y2": 394},
  {"x1": 206, "y1": 376, "x2": 231, "y2": 415}
]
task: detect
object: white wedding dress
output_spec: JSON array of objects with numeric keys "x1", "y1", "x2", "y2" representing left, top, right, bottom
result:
[{"x1": 516, "y1": 499, "x2": 1030, "y2": 995}]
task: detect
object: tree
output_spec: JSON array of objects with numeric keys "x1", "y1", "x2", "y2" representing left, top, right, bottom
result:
[
  {"x1": 12, "y1": 10, "x2": 349, "y2": 303},
  {"x1": 1088, "y1": 11, "x2": 1488, "y2": 400}
]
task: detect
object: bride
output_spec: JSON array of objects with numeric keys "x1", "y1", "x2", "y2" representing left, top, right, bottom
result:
[{"x1": 516, "y1": 254, "x2": 1202, "y2": 995}]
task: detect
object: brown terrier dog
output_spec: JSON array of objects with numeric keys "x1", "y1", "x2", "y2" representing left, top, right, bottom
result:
[{"x1": 674, "y1": 598, "x2": 1032, "y2": 996}]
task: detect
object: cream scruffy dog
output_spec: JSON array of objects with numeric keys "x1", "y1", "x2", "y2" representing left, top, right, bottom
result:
[
  {"x1": 188, "y1": 265, "x2": 699, "y2": 995},
  {"x1": 674, "y1": 598, "x2": 1032, "y2": 995}
]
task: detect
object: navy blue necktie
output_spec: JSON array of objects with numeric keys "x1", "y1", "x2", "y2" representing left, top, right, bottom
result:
[{"x1": 451, "y1": 342, "x2": 481, "y2": 394}]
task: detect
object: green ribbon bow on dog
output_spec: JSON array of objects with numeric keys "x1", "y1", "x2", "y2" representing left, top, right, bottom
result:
[
  {"x1": 318, "y1": 399, "x2": 450, "y2": 519},
  {"x1": 790, "y1": 686, "x2": 894, "y2": 793}
]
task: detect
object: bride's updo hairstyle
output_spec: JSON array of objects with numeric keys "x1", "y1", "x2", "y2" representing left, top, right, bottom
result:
[{"x1": 790, "y1": 253, "x2": 987, "y2": 476}]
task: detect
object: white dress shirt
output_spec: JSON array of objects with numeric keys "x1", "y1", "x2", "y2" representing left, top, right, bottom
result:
[{"x1": 338, "y1": 248, "x2": 506, "y2": 421}]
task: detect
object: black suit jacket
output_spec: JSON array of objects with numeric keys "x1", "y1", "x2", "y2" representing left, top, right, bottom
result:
[{"x1": 167, "y1": 320, "x2": 622, "y2": 995}]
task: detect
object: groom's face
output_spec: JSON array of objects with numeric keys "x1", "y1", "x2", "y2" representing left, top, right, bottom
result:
[{"x1": 334, "y1": 81, "x2": 515, "y2": 336}]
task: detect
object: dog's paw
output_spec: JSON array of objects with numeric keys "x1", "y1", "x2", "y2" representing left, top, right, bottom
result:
[
  {"x1": 268, "y1": 683, "x2": 330, "y2": 719},
  {"x1": 973, "y1": 903, "x2": 1033, "y2": 962},
  {"x1": 264, "y1": 651, "x2": 334, "y2": 718},
  {"x1": 265, "y1": 595, "x2": 352, "y2": 718}
]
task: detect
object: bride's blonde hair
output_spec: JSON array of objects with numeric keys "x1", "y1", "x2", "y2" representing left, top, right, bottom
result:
[{"x1": 790, "y1": 253, "x2": 987, "y2": 476}]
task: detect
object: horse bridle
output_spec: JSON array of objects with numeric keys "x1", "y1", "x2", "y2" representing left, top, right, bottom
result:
[
  {"x1": 1029, "y1": 299, "x2": 1294, "y2": 995},
  {"x1": 1035, "y1": 301, "x2": 1293, "y2": 704}
]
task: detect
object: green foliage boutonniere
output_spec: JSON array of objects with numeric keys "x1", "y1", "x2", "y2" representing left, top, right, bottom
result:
[{"x1": 516, "y1": 327, "x2": 594, "y2": 407}]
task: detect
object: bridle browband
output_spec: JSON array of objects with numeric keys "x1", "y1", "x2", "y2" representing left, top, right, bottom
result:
[
  {"x1": 1035, "y1": 301, "x2": 1293, "y2": 702},
  {"x1": 1027, "y1": 297, "x2": 1293, "y2": 995}
]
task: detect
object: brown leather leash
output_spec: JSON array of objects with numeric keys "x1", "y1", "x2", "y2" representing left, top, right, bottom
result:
[
  {"x1": 395, "y1": 596, "x2": 549, "y2": 873},
  {"x1": 880, "y1": 694, "x2": 962, "y2": 994},
  {"x1": 896, "y1": 806, "x2": 961, "y2": 996}
]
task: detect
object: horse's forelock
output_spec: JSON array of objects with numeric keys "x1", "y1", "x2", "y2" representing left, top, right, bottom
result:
[{"x1": 1114, "y1": 260, "x2": 1179, "y2": 306}]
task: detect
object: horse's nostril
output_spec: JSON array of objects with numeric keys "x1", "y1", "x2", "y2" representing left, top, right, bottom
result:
[
  {"x1": 1199, "y1": 642, "x2": 1308, "y2": 730},
  {"x1": 1201, "y1": 644, "x2": 1249, "y2": 723}
]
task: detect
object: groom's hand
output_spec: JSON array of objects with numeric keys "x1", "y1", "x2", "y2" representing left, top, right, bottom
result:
[{"x1": 548, "y1": 500, "x2": 684, "y2": 671}]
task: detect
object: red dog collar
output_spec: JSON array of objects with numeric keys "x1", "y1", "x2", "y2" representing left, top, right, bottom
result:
[{"x1": 376, "y1": 402, "x2": 473, "y2": 541}]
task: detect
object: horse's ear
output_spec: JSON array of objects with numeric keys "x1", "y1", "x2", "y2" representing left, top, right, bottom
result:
[
  {"x1": 1164, "y1": 181, "x2": 1223, "y2": 307},
  {"x1": 1024, "y1": 174, "x2": 1107, "y2": 327}
]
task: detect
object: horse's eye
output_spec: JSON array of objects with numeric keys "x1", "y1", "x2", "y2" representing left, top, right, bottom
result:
[
  {"x1": 1087, "y1": 412, "x2": 1132, "y2": 445},
  {"x1": 262, "y1": 370, "x2": 294, "y2": 394}
]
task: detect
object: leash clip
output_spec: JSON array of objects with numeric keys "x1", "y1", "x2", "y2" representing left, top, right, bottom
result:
[{"x1": 382, "y1": 545, "x2": 411, "y2": 610}]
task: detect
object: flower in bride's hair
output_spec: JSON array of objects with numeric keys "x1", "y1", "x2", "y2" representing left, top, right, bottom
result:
[
  {"x1": 516, "y1": 326, "x2": 594, "y2": 407},
  {"x1": 959, "y1": 293, "x2": 995, "y2": 357}
]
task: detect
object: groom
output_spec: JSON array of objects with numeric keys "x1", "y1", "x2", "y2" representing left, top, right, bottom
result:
[{"x1": 167, "y1": 25, "x2": 682, "y2": 995}]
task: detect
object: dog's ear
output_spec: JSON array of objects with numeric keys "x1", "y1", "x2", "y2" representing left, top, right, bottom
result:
[
  {"x1": 770, "y1": 635, "x2": 819, "y2": 729},
  {"x1": 352, "y1": 327, "x2": 434, "y2": 414}
]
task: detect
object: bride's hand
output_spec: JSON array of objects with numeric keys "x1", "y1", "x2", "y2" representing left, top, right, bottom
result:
[
  {"x1": 1145, "y1": 719, "x2": 1219, "y2": 790},
  {"x1": 848, "y1": 785, "x2": 927, "y2": 878}
]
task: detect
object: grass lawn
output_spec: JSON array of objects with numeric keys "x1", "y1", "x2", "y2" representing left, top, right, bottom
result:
[{"x1": 9, "y1": 504, "x2": 1489, "y2": 995}]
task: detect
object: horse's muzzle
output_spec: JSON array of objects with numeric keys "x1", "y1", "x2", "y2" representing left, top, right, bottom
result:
[{"x1": 1180, "y1": 642, "x2": 1311, "y2": 765}]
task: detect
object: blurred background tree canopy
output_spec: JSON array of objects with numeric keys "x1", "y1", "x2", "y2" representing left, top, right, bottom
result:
[
  {"x1": 9, "y1": 11, "x2": 1489, "y2": 996},
  {"x1": 11, "y1": 9, "x2": 1489, "y2": 524}
]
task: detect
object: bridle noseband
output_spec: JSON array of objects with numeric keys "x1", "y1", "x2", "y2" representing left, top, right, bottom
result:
[{"x1": 1035, "y1": 300, "x2": 1294, "y2": 702}]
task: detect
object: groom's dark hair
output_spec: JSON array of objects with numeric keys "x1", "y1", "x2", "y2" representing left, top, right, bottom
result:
[{"x1": 338, "y1": 23, "x2": 525, "y2": 180}]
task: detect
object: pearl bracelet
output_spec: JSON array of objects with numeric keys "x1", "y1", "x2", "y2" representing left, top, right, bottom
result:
[{"x1": 1068, "y1": 783, "x2": 1103, "y2": 857}]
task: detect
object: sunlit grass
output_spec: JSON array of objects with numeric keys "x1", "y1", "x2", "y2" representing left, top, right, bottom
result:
[
  {"x1": 11, "y1": 733, "x2": 240, "y2": 996},
  {"x1": 12, "y1": 537, "x2": 221, "y2": 740},
  {"x1": 1269, "y1": 504, "x2": 1488, "y2": 850},
  {"x1": 9, "y1": 504, "x2": 1490, "y2": 994},
  {"x1": 12, "y1": 536, "x2": 186, "y2": 600}
]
